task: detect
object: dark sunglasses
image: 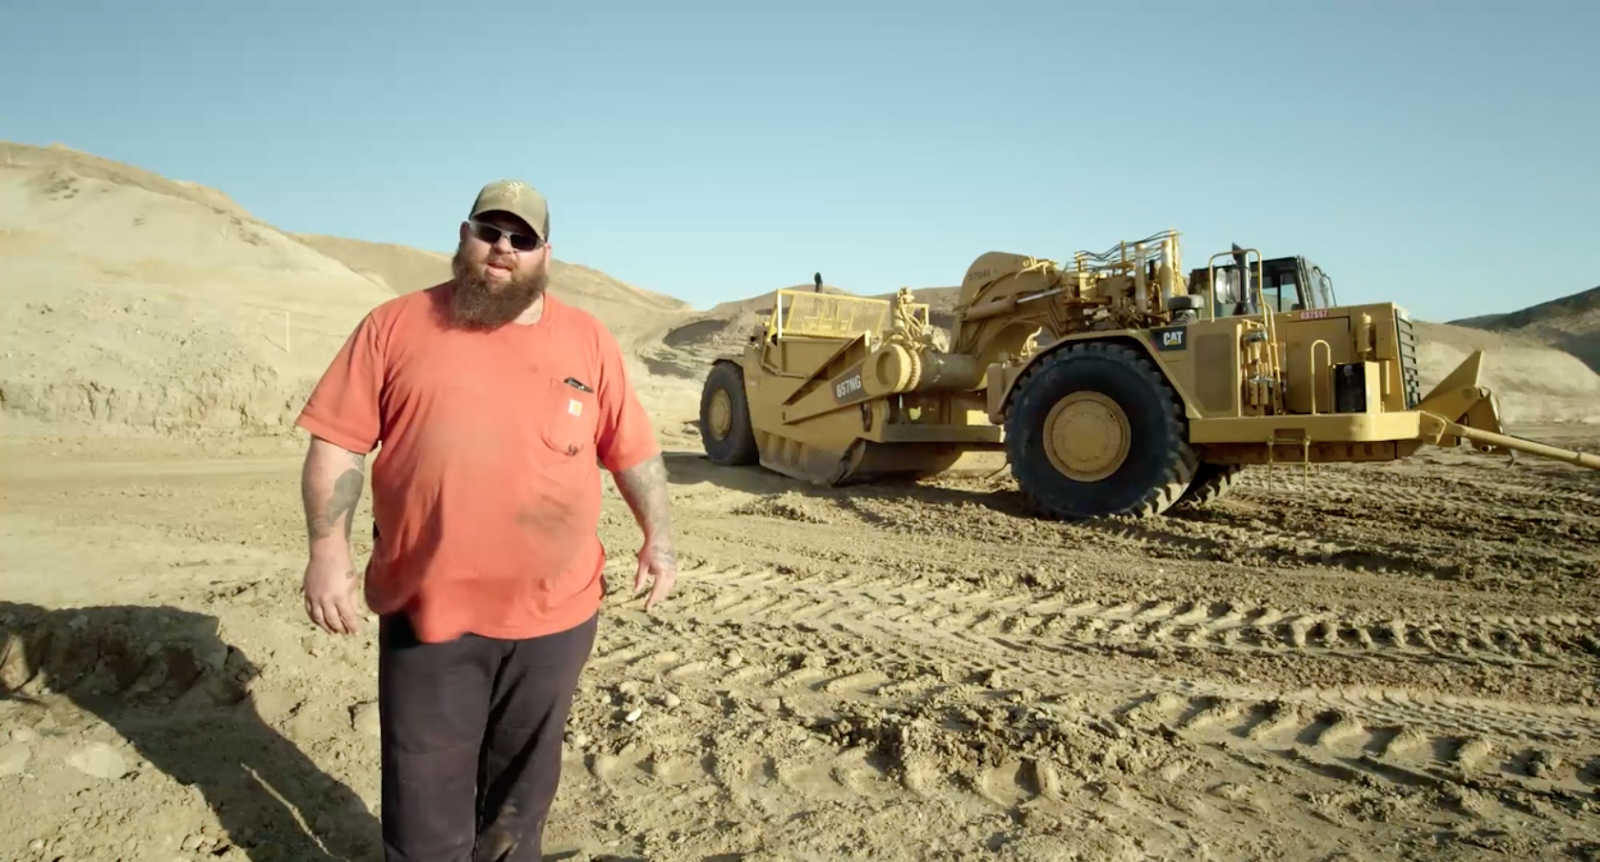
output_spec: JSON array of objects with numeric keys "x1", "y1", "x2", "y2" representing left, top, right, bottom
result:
[{"x1": 468, "y1": 219, "x2": 543, "y2": 251}]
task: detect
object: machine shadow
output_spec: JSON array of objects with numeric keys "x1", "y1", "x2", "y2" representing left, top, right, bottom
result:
[
  {"x1": 0, "y1": 601, "x2": 379, "y2": 862},
  {"x1": 660, "y1": 448, "x2": 1041, "y2": 519},
  {"x1": 659, "y1": 448, "x2": 1274, "y2": 557}
]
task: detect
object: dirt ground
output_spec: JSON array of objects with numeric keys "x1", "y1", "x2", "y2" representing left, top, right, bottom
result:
[{"x1": 1, "y1": 423, "x2": 1597, "y2": 862}]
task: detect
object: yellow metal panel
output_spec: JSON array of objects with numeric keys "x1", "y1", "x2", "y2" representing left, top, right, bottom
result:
[
  {"x1": 1189, "y1": 411, "x2": 1423, "y2": 444},
  {"x1": 774, "y1": 290, "x2": 891, "y2": 339},
  {"x1": 1191, "y1": 332, "x2": 1238, "y2": 415}
]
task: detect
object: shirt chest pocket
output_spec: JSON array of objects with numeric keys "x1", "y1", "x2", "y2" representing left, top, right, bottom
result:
[{"x1": 539, "y1": 376, "x2": 599, "y2": 457}]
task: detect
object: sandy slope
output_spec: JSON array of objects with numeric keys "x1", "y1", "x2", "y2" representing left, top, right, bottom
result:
[
  {"x1": 0, "y1": 142, "x2": 394, "y2": 439},
  {"x1": 1451, "y1": 285, "x2": 1600, "y2": 375},
  {"x1": 1453, "y1": 284, "x2": 1600, "y2": 336},
  {"x1": 2, "y1": 143, "x2": 1600, "y2": 862},
  {"x1": 289, "y1": 233, "x2": 451, "y2": 295},
  {"x1": 0, "y1": 141, "x2": 703, "y2": 441},
  {"x1": 1413, "y1": 321, "x2": 1600, "y2": 425}
]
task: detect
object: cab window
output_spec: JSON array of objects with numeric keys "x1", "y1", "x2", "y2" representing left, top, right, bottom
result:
[{"x1": 1260, "y1": 270, "x2": 1304, "y2": 312}]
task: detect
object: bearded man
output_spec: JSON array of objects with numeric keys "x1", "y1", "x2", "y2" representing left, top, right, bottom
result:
[{"x1": 295, "y1": 179, "x2": 677, "y2": 862}]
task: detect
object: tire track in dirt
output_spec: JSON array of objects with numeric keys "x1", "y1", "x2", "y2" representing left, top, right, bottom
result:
[
  {"x1": 1255, "y1": 462, "x2": 1600, "y2": 517},
  {"x1": 569, "y1": 556, "x2": 1600, "y2": 836},
  {"x1": 790, "y1": 563, "x2": 1600, "y2": 742},
  {"x1": 826, "y1": 467, "x2": 1600, "y2": 588},
  {"x1": 1215, "y1": 465, "x2": 1600, "y2": 583},
  {"x1": 569, "y1": 559, "x2": 1205, "y2": 848},
  {"x1": 183, "y1": 551, "x2": 1600, "y2": 852},
  {"x1": 915, "y1": 456, "x2": 1600, "y2": 586},
  {"x1": 668, "y1": 546, "x2": 1600, "y2": 670},
  {"x1": 955, "y1": 594, "x2": 1600, "y2": 668},
  {"x1": 15, "y1": 554, "x2": 1595, "y2": 859}
]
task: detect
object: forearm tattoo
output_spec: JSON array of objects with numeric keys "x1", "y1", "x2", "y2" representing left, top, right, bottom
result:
[
  {"x1": 305, "y1": 450, "x2": 365, "y2": 543},
  {"x1": 615, "y1": 454, "x2": 675, "y2": 560}
]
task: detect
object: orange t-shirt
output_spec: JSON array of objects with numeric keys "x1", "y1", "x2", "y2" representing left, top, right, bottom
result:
[{"x1": 295, "y1": 283, "x2": 661, "y2": 643}]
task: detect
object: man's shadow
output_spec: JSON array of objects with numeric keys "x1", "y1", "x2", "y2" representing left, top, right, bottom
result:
[{"x1": 0, "y1": 601, "x2": 379, "y2": 862}]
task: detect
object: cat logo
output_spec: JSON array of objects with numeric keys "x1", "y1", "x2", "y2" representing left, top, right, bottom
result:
[{"x1": 1152, "y1": 326, "x2": 1187, "y2": 352}]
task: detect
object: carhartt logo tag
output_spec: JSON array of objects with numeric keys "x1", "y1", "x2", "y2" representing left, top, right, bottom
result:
[{"x1": 568, "y1": 399, "x2": 582, "y2": 416}]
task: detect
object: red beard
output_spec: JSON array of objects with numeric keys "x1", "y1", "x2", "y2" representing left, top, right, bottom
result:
[{"x1": 447, "y1": 250, "x2": 549, "y2": 330}]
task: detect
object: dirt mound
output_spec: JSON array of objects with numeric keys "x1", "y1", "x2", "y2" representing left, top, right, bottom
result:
[
  {"x1": 2, "y1": 135, "x2": 1592, "y2": 440},
  {"x1": 0, "y1": 141, "x2": 707, "y2": 441},
  {"x1": 1451, "y1": 284, "x2": 1600, "y2": 374},
  {"x1": 0, "y1": 142, "x2": 261, "y2": 226},
  {"x1": 0, "y1": 603, "x2": 248, "y2": 710},
  {"x1": 1414, "y1": 321, "x2": 1600, "y2": 425},
  {"x1": 0, "y1": 142, "x2": 395, "y2": 439},
  {"x1": 731, "y1": 491, "x2": 836, "y2": 524},
  {"x1": 640, "y1": 309, "x2": 764, "y2": 379},
  {"x1": 0, "y1": 599, "x2": 379, "y2": 861},
  {"x1": 291, "y1": 233, "x2": 452, "y2": 295}
]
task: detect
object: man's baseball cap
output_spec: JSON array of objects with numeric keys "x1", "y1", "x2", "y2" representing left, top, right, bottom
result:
[{"x1": 468, "y1": 179, "x2": 549, "y2": 242}]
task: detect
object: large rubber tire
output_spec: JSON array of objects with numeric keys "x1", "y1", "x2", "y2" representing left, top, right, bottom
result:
[
  {"x1": 1005, "y1": 342, "x2": 1198, "y2": 520},
  {"x1": 1174, "y1": 462, "x2": 1245, "y2": 509},
  {"x1": 699, "y1": 361, "x2": 760, "y2": 466}
]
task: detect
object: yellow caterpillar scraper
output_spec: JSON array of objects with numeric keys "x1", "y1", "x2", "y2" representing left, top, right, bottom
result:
[{"x1": 698, "y1": 230, "x2": 1600, "y2": 520}]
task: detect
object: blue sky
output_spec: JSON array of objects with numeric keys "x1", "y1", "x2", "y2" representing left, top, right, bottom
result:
[{"x1": 3, "y1": 1, "x2": 1595, "y2": 321}]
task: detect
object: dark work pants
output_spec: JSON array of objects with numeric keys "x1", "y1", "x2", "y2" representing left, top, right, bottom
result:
[{"x1": 377, "y1": 609, "x2": 597, "y2": 862}]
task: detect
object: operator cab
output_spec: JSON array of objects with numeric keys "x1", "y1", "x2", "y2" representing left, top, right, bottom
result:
[{"x1": 1189, "y1": 254, "x2": 1337, "y2": 318}]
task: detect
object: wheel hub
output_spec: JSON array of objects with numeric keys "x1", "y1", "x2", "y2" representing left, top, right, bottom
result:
[
  {"x1": 708, "y1": 388, "x2": 733, "y2": 440},
  {"x1": 1043, "y1": 392, "x2": 1130, "y2": 481}
]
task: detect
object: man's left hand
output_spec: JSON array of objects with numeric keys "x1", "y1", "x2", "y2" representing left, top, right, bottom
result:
[{"x1": 634, "y1": 536, "x2": 678, "y2": 610}]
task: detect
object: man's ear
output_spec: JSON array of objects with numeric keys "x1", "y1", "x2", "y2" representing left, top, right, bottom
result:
[{"x1": 459, "y1": 221, "x2": 471, "y2": 242}]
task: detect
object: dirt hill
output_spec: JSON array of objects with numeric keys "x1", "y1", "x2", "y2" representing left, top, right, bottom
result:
[
  {"x1": 0, "y1": 141, "x2": 700, "y2": 440},
  {"x1": 290, "y1": 233, "x2": 451, "y2": 295},
  {"x1": 0, "y1": 142, "x2": 396, "y2": 438},
  {"x1": 1449, "y1": 284, "x2": 1600, "y2": 374},
  {"x1": 1421, "y1": 282, "x2": 1600, "y2": 423},
  {"x1": 1412, "y1": 321, "x2": 1600, "y2": 425}
]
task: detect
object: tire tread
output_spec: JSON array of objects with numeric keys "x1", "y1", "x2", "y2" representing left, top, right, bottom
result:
[
  {"x1": 700, "y1": 361, "x2": 760, "y2": 466},
  {"x1": 1004, "y1": 341, "x2": 1197, "y2": 519}
]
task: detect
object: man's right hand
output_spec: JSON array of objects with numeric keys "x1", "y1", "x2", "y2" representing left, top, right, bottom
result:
[{"x1": 303, "y1": 552, "x2": 364, "y2": 635}]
